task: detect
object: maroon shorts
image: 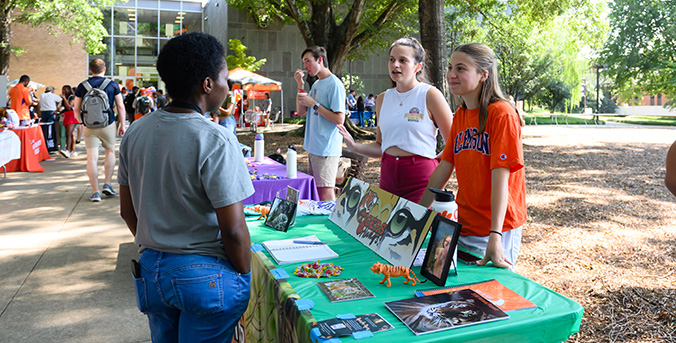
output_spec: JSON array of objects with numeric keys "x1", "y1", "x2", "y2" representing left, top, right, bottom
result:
[{"x1": 379, "y1": 152, "x2": 438, "y2": 203}]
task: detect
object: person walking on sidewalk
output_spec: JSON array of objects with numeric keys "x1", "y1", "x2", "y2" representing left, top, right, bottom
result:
[
  {"x1": 73, "y1": 58, "x2": 126, "y2": 202},
  {"x1": 59, "y1": 85, "x2": 78, "y2": 157},
  {"x1": 118, "y1": 32, "x2": 254, "y2": 343}
]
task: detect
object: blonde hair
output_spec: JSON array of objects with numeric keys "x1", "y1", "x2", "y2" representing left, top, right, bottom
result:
[
  {"x1": 453, "y1": 43, "x2": 509, "y2": 135},
  {"x1": 389, "y1": 37, "x2": 429, "y2": 84}
]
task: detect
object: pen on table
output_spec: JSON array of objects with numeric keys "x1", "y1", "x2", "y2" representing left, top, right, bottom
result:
[{"x1": 293, "y1": 240, "x2": 327, "y2": 245}]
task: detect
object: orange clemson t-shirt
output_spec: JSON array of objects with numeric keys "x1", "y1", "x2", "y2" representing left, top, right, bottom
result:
[{"x1": 441, "y1": 100, "x2": 526, "y2": 236}]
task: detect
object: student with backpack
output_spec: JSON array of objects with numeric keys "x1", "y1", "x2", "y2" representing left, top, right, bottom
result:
[
  {"x1": 73, "y1": 58, "x2": 126, "y2": 202},
  {"x1": 133, "y1": 93, "x2": 153, "y2": 121}
]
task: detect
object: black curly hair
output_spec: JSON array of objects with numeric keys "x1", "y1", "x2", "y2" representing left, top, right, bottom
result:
[{"x1": 156, "y1": 32, "x2": 226, "y2": 100}]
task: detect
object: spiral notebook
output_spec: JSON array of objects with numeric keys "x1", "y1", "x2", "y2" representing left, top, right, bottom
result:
[{"x1": 262, "y1": 235, "x2": 339, "y2": 264}]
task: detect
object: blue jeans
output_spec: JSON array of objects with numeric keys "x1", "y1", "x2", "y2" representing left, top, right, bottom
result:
[
  {"x1": 41, "y1": 110, "x2": 55, "y2": 123},
  {"x1": 134, "y1": 249, "x2": 251, "y2": 343},
  {"x1": 219, "y1": 116, "x2": 237, "y2": 136},
  {"x1": 357, "y1": 111, "x2": 365, "y2": 127}
]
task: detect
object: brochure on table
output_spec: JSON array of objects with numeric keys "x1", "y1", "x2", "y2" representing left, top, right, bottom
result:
[
  {"x1": 329, "y1": 177, "x2": 436, "y2": 268},
  {"x1": 415, "y1": 279, "x2": 537, "y2": 312}
]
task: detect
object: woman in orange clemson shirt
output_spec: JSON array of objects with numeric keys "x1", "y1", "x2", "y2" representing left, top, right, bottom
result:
[{"x1": 420, "y1": 43, "x2": 526, "y2": 270}]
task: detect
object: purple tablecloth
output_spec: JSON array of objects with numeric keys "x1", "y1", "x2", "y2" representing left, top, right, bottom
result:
[{"x1": 244, "y1": 157, "x2": 320, "y2": 205}]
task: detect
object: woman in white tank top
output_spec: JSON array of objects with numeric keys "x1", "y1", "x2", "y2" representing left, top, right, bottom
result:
[{"x1": 338, "y1": 37, "x2": 453, "y2": 202}]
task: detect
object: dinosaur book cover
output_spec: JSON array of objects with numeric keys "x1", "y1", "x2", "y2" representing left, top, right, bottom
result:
[
  {"x1": 317, "y1": 278, "x2": 375, "y2": 302},
  {"x1": 384, "y1": 289, "x2": 509, "y2": 335},
  {"x1": 329, "y1": 177, "x2": 436, "y2": 268}
]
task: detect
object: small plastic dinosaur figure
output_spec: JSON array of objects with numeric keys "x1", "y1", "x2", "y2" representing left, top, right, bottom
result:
[
  {"x1": 248, "y1": 204, "x2": 271, "y2": 220},
  {"x1": 370, "y1": 262, "x2": 422, "y2": 287}
]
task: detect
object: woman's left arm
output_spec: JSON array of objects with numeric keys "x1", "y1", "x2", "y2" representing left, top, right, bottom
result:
[
  {"x1": 476, "y1": 167, "x2": 512, "y2": 269},
  {"x1": 426, "y1": 87, "x2": 453, "y2": 144}
]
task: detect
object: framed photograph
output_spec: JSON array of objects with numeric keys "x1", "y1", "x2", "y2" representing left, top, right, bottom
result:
[
  {"x1": 286, "y1": 186, "x2": 299, "y2": 204},
  {"x1": 264, "y1": 197, "x2": 297, "y2": 232},
  {"x1": 286, "y1": 186, "x2": 299, "y2": 225},
  {"x1": 420, "y1": 215, "x2": 462, "y2": 286}
]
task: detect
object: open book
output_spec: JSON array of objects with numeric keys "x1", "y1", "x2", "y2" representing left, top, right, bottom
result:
[{"x1": 262, "y1": 235, "x2": 339, "y2": 264}]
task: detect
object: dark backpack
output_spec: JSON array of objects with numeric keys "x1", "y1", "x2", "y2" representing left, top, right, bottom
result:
[
  {"x1": 136, "y1": 95, "x2": 152, "y2": 115},
  {"x1": 81, "y1": 79, "x2": 113, "y2": 128}
]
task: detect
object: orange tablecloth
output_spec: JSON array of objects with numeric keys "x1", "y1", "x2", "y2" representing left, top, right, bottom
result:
[{"x1": 3, "y1": 126, "x2": 50, "y2": 172}]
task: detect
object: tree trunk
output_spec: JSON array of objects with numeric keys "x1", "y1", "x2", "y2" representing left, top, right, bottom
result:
[
  {"x1": 0, "y1": 9, "x2": 12, "y2": 76},
  {"x1": 343, "y1": 113, "x2": 374, "y2": 140},
  {"x1": 418, "y1": 0, "x2": 447, "y2": 153}
]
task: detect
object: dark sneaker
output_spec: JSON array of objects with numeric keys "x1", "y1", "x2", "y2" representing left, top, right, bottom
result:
[
  {"x1": 90, "y1": 192, "x2": 101, "y2": 202},
  {"x1": 102, "y1": 183, "x2": 116, "y2": 197}
]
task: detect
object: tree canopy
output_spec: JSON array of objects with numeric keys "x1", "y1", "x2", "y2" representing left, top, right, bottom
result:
[
  {"x1": 444, "y1": 0, "x2": 608, "y2": 112},
  {"x1": 226, "y1": 38, "x2": 267, "y2": 72},
  {"x1": 599, "y1": 0, "x2": 676, "y2": 107},
  {"x1": 0, "y1": 0, "x2": 118, "y2": 75},
  {"x1": 227, "y1": 0, "x2": 418, "y2": 73}
]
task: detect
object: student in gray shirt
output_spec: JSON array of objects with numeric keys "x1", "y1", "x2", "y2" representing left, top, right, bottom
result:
[{"x1": 118, "y1": 32, "x2": 254, "y2": 342}]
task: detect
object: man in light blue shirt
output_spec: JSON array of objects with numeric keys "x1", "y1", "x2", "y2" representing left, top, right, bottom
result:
[{"x1": 294, "y1": 46, "x2": 346, "y2": 201}]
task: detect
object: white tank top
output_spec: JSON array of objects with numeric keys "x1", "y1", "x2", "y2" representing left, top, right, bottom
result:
[{"x1": 379, "y1": 83, "x2": 438, "y2": 158}]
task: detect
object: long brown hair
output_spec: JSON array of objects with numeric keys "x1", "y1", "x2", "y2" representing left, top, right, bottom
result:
[{"x1": 453, "y1": 43, "x2": 509, "y2": 135}]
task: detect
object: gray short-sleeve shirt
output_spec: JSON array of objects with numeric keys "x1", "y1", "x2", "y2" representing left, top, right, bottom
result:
[{"x1": 118, "y1": 109, "x2": 254, "y2": 259}]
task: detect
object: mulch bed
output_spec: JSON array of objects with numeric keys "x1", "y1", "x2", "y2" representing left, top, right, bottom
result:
[{"x1": 242, "y1": 126, "x2": 676, "y2": 342}]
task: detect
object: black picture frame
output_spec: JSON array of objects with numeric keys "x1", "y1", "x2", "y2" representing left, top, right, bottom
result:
[
  {"x1": 420, "y1": 215, "x2": 462, "y2": 286},
  {"x1": 264, "y1": 197, "x2": 297, "y2": 232}
]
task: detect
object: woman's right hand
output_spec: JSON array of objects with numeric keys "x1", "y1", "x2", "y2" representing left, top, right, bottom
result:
[{"x1": 337, "y1": 124, "x2": 357, "y2": 151}]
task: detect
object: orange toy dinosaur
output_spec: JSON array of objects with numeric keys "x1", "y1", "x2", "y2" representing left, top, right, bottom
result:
[
  {"x1": 370, "y1": 262, "x2": 422, "y2": 287},
  {"x1": 248, "y1": 205, "x2": 271, "y2": 220}
]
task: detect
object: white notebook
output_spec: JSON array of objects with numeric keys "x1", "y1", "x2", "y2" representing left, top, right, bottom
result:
[{"x1": 262, "y1": 235, "x2": 339, "y2": 264}]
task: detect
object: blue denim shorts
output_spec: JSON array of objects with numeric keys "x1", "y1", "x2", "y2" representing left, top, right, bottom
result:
[{"x1": 133, "y1": 249, "x2": 251, "y2": 343}]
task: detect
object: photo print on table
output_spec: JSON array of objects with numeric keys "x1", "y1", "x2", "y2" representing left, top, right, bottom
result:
[{"x1": 264, "y1": 197, "x2": 297, "y2": 232}]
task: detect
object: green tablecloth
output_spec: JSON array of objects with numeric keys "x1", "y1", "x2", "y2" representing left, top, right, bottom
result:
[{"x1": 245, "y1": 216, "x2": 583, "y2": 343}]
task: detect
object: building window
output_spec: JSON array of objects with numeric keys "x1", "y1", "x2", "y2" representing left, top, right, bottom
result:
[
  {"x1": 650, "y1": 95, "x2": 655, "y2": 106},
  {"x1": 658, "y1": 93, "x2": 662, "y2": 106},
  {"x1": 93, "y1": 0, "x2": 203, "y2": 91}
]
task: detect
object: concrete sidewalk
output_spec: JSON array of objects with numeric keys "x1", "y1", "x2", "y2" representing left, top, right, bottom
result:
[
  {"x1": 0, "y1": 141, "x2": 150, "y2": 342},
  {"x1": 0, "y1": 122, "x2": 303, "y2": 342}
]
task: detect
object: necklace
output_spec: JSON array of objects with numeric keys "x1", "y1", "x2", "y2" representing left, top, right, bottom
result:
[{"x1": 394, "y1": 85, "x2": 415, "y2": 106}]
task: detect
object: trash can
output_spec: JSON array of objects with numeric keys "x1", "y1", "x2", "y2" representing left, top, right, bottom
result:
[{"x1": 40, "y1": 121, "x2": 59, "y2": 152}]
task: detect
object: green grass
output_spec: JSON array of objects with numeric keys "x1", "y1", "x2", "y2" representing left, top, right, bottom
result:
[
  {"x1": 282, "y1": 117, "x2": 306, "y2": 125},
  {"x1": 524, "y1": 114, "x2": 676, "y2": 126},
  {"x1": 524, "y1": 114, "x2": 603, "y2": 125},
  {"x1": 604, "y1": 116, "x2": 676, "y2": 126}
]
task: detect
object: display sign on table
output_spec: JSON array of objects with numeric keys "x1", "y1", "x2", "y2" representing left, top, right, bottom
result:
[{"x1": 329, "y1": 177, "x2": 436, "y2": 268}]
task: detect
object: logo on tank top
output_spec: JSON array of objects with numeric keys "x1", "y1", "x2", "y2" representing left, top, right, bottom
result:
[
  {"x1": 404, "y1": 107, "x2": 423, "y2": 122},
  {"x1": 454, "y1": 127, "x2": 490, "y2": 155}
]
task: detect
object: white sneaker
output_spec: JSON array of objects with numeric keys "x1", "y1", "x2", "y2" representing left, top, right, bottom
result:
[
  {"x1": 59, "y1": 150, "x2": 70, "y2": 158},
  {"x1": 70, "y1": 151, "x2": 78, "y2": 157}
]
